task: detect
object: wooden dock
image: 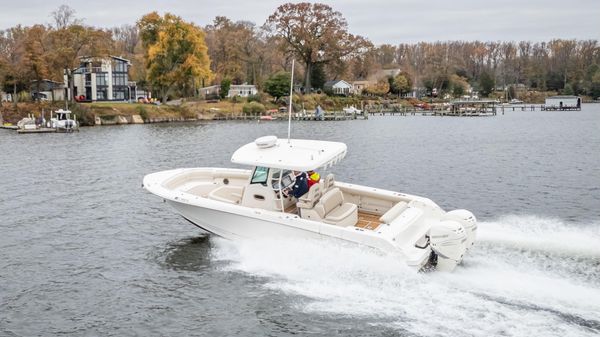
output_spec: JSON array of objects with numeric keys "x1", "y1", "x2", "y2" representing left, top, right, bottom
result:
[
  {"x1": 211, "y1": 111, "x2": 364, "y2": 121},
  {"x1": 366, "y1": 102, "x2": 549, "y2": 117},
  {"x1": 16, "y1": 127, "x2": 59, "y2": 134}
]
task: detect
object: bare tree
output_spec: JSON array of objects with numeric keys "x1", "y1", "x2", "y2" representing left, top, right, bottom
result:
[{"x1": 51, "y1": 5, "x2": 81, "y2": 30}]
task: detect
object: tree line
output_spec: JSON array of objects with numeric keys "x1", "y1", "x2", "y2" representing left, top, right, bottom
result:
[{"x1": 1, "y1": 3, "x2": 599, "y2": 104}]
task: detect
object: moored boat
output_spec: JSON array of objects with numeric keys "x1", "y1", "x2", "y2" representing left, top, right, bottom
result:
[{"x1": 50, "y1": 109, "x2": 79, "y2": 132}]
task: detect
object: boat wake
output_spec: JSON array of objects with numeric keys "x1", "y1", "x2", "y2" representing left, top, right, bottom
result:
[{"x1": 210, "y1": 214, "x2": 600, "y2": 336}]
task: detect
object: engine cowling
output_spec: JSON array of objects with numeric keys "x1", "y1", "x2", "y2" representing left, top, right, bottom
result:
[
  {"x1": 446, "y1": 209, "x2": 477, "y2": 249},
  {"x1": 429, "y1": 220, "x2": 467, "y2": 272}
]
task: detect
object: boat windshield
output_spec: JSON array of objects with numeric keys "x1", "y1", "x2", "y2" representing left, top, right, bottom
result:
[{"x1": 250, "y1": 166, "x2": 268, "y2": 185}]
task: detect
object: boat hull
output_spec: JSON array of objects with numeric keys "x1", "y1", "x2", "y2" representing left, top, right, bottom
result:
[{"x1": 167, "y1": 199, "x2": 324, "y2": 241}]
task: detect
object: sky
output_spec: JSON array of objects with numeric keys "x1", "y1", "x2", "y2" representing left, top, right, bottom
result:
[{"x1": 0, "y1": 0, "x2": 598, "y2": 44}]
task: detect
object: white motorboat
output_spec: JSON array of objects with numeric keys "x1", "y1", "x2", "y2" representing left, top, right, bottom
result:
[
  {"x1": 50, "y1": 109, "x2": 78, "y2": 132},
  {"x1": 143, "y1": 135, "x2": 477, "y2": 272}
]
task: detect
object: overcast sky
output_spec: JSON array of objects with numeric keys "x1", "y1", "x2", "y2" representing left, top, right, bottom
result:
[{"x1": 1, "y1": 0, "x2": 598, "y2": 44}]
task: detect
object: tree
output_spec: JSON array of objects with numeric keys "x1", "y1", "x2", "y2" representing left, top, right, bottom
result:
[
  {"x1": 220, "y1": 78, "x2": 231, "y2": 99},
  {"x1": 138, "y1": 12, "x2": 213, "y2": 102},
  {"x1": 0, "y1": 26, "x2": 28, "y2": 106},
  {"x1": 51, "y1": 5, "x2": 81, "y2": 29},
  {"x1": 364, "y1": 78, "x2": 389, "y2": 96},
  {"x1": 24, "y1": 25, "x2": 51, "y2": 101},
  {"x1": 264, "y1": 71, "x2": 291, "y2": 100},
  {"x1": 450, "y1": 74, "x2": 469, "y2": 97},
  {"x1": 266, "y1": 2, "x2": 370, "y2": 90},
  {"x1": 479, "y1": 71, "x2": 495, "y2": 97},
  {"x1": 562, "y1": 83, "x2": 574, "y2": 95},
  {"x1": 390, "y1": 72, "x2": 412, "y2": 97},
  {"x1": 591, "y1": 71, "x2": 600, "y2": 98},
  {"x1": 310, "y1": 63, "x2": 326, "y2": 90}
]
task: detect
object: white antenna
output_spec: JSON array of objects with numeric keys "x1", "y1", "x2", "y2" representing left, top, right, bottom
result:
[{"x1": 287, "y1": 59, "x2": 295, "y2": 143}]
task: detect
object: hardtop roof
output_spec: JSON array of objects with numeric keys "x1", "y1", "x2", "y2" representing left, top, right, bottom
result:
[{"x1": 231, "y1": 137, "x2": 347, "y2": 171}]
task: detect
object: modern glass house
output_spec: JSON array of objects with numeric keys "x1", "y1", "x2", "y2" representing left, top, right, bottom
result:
[{"x1": 66, "y1": 56, "x2": 137, "y2": 102}]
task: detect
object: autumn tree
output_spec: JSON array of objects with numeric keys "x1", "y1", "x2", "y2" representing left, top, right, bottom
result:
[
  {"x1": 450, "y1": 74, "x2": 469, "y2": 97},
  {"x1": 138, "y1": 12, "x2": 213, "y2": 102},
  {"x1": 46, "y1": 5, "x2": 112, "y2": 101},
  {"x1": 0, "y1": 26, "x2": 28, "y2": 106},
  {"x1": 23, "y1": 25, "x2": 52, "y2": 101},
  {"x1": 364, "y1": 78, "x2": 390, "y2": 96},
  {"x1": 266, "y1": 2, "x2": 370, "y2": 90}
]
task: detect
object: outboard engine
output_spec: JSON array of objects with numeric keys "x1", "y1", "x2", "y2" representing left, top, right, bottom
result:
[
  {"x1": 447, "y1": 209, "x2": 477, "y2": 249},
  {"x1": 429, "y1": 220, "x2": 467, "y2": 272}
]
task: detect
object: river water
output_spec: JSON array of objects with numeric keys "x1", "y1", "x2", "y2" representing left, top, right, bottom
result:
[{"x1": 1, "y1": 106, "x2": 599, "y2": 336}]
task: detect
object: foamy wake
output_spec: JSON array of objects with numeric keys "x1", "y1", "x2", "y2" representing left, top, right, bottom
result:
[{"x1": 210, "y1": 215, "x2": 600, "y2": 337}]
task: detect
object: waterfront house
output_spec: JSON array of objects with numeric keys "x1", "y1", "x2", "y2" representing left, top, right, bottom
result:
[
  {"x1": 199, "y1": 83, "x2": 258, "y2": 99},
  {"x1": 30, "y1": 79, "x2": 66, "y2": 101},
  {"x1": 66, "y1": 55, "x2": 136, "y2": 102},
  {"x1": 228, "y1": 84, "x2": 258, "y2": 97},
  {"x1": 324, "y1": 80, "x2": 353, "y2": 96},
  {"x1": 544, "y1": 95, "x2": 581, "y2": 110}
]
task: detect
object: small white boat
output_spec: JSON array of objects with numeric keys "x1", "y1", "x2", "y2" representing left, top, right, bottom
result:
[
  {"x1": 342, "y1": 106, "x2": 362, "y2": 115},
  {"x1": 143, "y1": 135, "x2": 477, "y2": 272},
  {"x1": 50, "y1": 109, "x2": 78, "y2": 132}
]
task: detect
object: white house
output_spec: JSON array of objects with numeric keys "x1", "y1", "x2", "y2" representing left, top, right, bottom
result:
[
  {"x1": 544, "y1": 95, "x2": 581, "y2": 110},
  {"x1": 324, "y1": 80, "x2": 353, "y2": 96},
  {"x1": 199, "y1": 84, "x2": 258, "y2": 99},
  {"x1": 66, "y1": 55, "x2": 136, "y2": 102},
  {"x1": 228, "y1": 84, "x2": 258, "y2": 97}
]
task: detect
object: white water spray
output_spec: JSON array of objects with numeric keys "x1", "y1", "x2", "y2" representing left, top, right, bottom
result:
[{"x1": 211, "y1": 215, "x2": 600, "y2": 337}]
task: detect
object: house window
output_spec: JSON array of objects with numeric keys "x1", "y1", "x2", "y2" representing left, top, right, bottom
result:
[
  {"x1": 112, "y1": 73, "x2": 127, "y2": 86},
  {"x1": 96, "y1": 88, "x2": 107, "y2": 100},
  {"x1": 96, "y1": 73, "x2": 107, "y2": 86},
  {"x1": 113, "y1": 88, "x2": 126, "y2": 100},
  {"x1": 113, "y1": 60, "x2": 127, "y2": 72}
]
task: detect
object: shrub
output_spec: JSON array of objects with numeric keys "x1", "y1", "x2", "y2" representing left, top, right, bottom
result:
[
  {"x1": 136, "y1": 105, "x2": 148, "y2": 121},
  {"x1": 247, "y1": 94, "x2": 262, "y2": 103},
  {"x1": 242, "y1": 101, "x2": 266, "y2": 115}
]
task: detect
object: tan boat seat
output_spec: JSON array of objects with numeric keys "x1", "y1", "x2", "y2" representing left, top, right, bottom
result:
[
  {"x1": 379, "y1": 201, "x2": 408, "y2": 223},
  {"x1": 297, "y1": 184, "x2": 323, "y2": 210},
  {"x1": 314, "y1": 187, "x2": 357, "y2": 227},
  {"x1": 322, "y1": 173, "x2": 335, "y2": 192}
]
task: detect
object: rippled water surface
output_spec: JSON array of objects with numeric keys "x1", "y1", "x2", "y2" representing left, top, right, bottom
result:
[{"x1": 1, "y1": 106, "x2": 599, "y2": 336}]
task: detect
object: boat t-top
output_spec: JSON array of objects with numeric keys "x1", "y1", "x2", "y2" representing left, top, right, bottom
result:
[{"x1": 143, "y1": 135, "x2": 477, "y2": 272}]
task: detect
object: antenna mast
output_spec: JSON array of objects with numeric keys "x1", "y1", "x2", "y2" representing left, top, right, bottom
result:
[{"x1": 287, "y1": 59, "x2": 295, "y2": 143}]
